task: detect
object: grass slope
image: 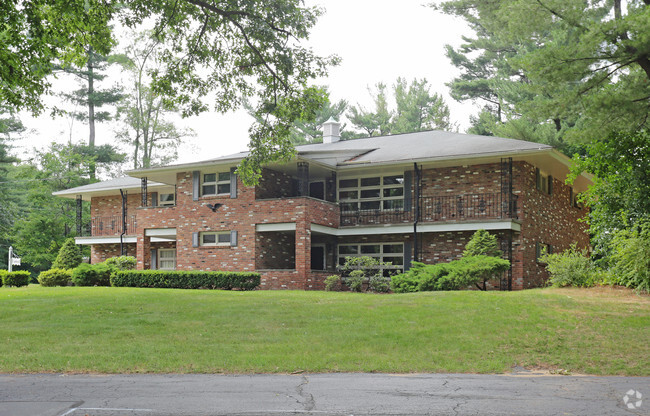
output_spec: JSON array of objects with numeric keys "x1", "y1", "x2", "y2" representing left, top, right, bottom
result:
[{"x1": 0, "y1": 286, "x2": 647, "y2": 375}]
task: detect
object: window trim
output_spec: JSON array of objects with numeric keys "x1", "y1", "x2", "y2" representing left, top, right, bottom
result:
[
  {"x1": 158, "y1": 192, "x2": 176, "y2": 207},
  {"x1": 535, "y1": 168, "x2": 552, "y2": 195},
  {"x1": 535, "y1": 242, "x2": 552, "y2": 262},
  {"x1": 158, "y1": 248, "x2": 176, "y2": 270},
  {"x1": 201, "y1": 172, "x2": 231, "y2": 197},
  {"x1": 200, "y1": 231, "x2": 231, "y2": 247},
  {"x1": 338, "y1": 174, "x2": 405, "y2": 212}
]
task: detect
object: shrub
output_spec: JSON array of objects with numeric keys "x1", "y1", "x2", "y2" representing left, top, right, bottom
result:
[
  {"x1": 37, "y1": 268, "x2": 72, "y2": 287},
  {"x1": 368, "y1": 274, "x2": 391, "y2": 293},
  {"x1": 72, "y1": 263, "x2": 113, "y2": 286},
  {"x1": 464, "y1": 229, "x2": 501, "y2": 257},
  {"x1": 2, "y1": 271, "x2": 31, "y2": 287},
  {"x1": 52, "y1": 238, "x2": 82, "y2": 270},
  {"x1": 110, "y1": 270, "x2": 261, "y2": 290},
  {"x1": 446, "y1": 255, "x2": 510, "y2": 290},
  {"x1": 104, "y1": 256, "x2": 136, "y2": 271},
  {"x1": 609, "y1": 223, "x2": 650, "y2": 292},
  {"x1": 391, "y1": 256, "x2": 510, "y2": 292},
  {"x1": 324, "y1": 275, "x2": 341, "y2": 291},
  {"x1": 540, "y1": 245, "x2": 597, "y2": 288},
  {"x1": 390, "y1": 271, "x2": 420, "y2": 293},
  {"x1": 338, "y1": 256, "x2": 395, "y2": 292},
  {"x1": 344, "y1": 269, "x2": 365, "y2": 292},
  {"x1": 0, "y1": 270, "x2": 6, "y2": 287}
]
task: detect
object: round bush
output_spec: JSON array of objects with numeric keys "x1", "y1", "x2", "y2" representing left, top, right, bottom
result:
[
  {"x1": 104, "y1": 256, "x2": 136, "y2": 271},
  {"x1": 2, "y1": 271, "x2": 31, "y2": 287},
  {"x1": 52, "y1": 238, "x2": 82, "y2": 270},
  {"x1": 38, "y1": 268, "x2": 72, "y2": 287},
  {"x1": 324, "y1": 275, "x2": 341, "y2": 291}
]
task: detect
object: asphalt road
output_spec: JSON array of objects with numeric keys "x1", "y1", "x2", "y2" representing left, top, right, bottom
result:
[{"x1": 0, "y1": 372, "x2": 648, "y2": 416}]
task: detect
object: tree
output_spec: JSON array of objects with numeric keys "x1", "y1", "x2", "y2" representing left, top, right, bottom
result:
[
  {"x1": 52, "y1": 238, "x2": 83, "y2": 269},
  {"x1": 60, "y1": 50, "x2": 123, "y2": 149},
  {"x1": 11, "y1": 142, "x2": 121, "y2": 270},
  {"x1": 116, "y1": 33, "x2": 195, "y2": 169},
  {"x1": 348, "y1": 83, "x2": 392, "y2": 137},
  {"x1": 288, "y1": 95, "x2": 349, "y2": 144},
  {"x1": 0, "y1": 1, "x2": 338, "y2": 185},
  {"x1": 392, "y1": 77, "x2": 454, "y2": 133},
  {"x1": 0, "y1": 108, "x2": 24, "y2": 270},
  {"x1": 435, "y1": 0, "x2": 650, "y2": 144},
  {"x1": 347, "y1": 78, "x2": 455, "y2": 137},
  {"x1": 569, "y1": 130, "x2": 650, "y2": 257},
  {"x1": 463, "y1": 229, "x2": 501, "y2": 258}
]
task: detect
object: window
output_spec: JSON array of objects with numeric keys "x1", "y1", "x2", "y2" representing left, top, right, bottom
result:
[
  {"x1": 158, "y1": 249, "x2": 176, "y2": 270},
  {"x1": 159, "y1": 192, "x2": 175, "y2": 207},
  {"x1": 200, "y1": 231, "x2": 231, "y2": 246},
  {"x1": 535, "y1": 242, "x2": 552, "y2": 262},
  {"x1": 202, "y1": 172, "x2": 230, "y2": 196},
  {"x1": 338, "y1": 243, "x2": 404, "y2": 275},
  {"x1": 570, "y1": 189, "x2": 582, "y2": 209},
  {"x1": 338, "y1": 174, "x2": 404, "y2": 212},
  {"x1": 535, "y1": 169, "x2": 552, "y2": 195}
]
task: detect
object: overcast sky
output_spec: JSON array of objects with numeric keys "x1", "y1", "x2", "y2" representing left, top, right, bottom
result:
[{"x1": 17, "y1": 0, "x2": 474, "y2": 167}]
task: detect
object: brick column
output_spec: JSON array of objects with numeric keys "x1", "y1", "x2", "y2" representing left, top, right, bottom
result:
[
  {"x1": 136, "y1": 233, "x2": 151, "y2": 270},
  {"x1": 295, "y1": 219, "x2": 311, "y2": 289}
]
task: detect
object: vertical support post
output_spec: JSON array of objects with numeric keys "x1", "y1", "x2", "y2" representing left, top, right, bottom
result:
[
  {"x1": 297, "y1": 162, "x2": 309, "y2": 197},
  {"x1": 141, "y1": 177, "x2": 148, "y2": 207},
  {"x1": 120, "y1": 189, "x2": 128, "y2": 256},
  {"x1": 8, "y1": 246, "x2": 13, "y2": 272},
  {"x1": 413, "y1": 163, "x2": 421, "y2": 262},
  {"x1": 76, "y1": 195, "x2": 83, "y2": 235},
  {"x1": 500, "y1": 157, "x2": 513, "y2": 218},
  {"x1": 326, "y1": 171, "x2": 337, "y2": 202},
  {"x1": 500, "y1": 230, "x2": 513, "y2": 291}
]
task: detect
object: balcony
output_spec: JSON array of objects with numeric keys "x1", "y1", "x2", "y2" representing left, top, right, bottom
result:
[
  {"x1": 82, "y1": 215, "x2": 138, "y2": 237},
  {"x1": 340, "y1": 192, "x2": 517, "y2": 227}
]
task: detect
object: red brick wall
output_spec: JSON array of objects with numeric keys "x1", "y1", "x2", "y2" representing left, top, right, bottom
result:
[
  {"x1": 256, "y1": 168, "x2": 297, "y2": 199},
  {"x1": 511, "y1": 161, "x2": 590, "y2": 288},
  {"x1": 85, "y1": 159, "x2": 588, "y2": 290},
  {"x1": 256, "y1": 231, "x2": 295, "y2": 269},
  {"x1": 420, "y1": 163, "x2": 502, "y2": 196},
  {"x1": 90, "y1": 243, "x2": 136, "y2": 264}
]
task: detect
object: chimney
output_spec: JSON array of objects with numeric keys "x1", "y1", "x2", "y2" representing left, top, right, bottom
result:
[{"x1": 322, "y1": 117, "x2": 341, "y2": 144}]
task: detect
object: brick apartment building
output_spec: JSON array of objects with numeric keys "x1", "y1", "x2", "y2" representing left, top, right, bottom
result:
[{"x1": 55, "y1": 120, "x2": 592, "y2": 290}]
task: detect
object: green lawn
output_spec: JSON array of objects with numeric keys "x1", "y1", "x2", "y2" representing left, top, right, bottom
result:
[{"x1": 0, "y1": 285, "x2": 648, "y2": 375}]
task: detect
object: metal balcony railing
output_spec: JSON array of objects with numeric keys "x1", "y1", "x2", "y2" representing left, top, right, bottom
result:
[
  {"x1": 340, "y1": 192, "x2": 517, "y2": 227},
  {"x1": 83, "y1": 215, "x2": 137, "y2": 237}
]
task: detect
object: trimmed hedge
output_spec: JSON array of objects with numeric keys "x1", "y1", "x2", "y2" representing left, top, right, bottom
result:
[
  {"x1": 72, "y1": 263, "x2": 113, "y2": 286},
  {"x1": 0, "y1": 270, "x2": 6, "y2": 287},
  {"x1": 38, "y1": 268, "x2": 72, "y2": 287},
  {"x1": 2, "y1": 271, "x2": 31, "y2": 287},
  {"x1": 110, "y1": 270, "x2": 260, "y2": 291}
]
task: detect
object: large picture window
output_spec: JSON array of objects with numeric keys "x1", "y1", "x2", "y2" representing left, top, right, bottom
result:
[
  {"x1": 202, "y1": 172, "x2": 231, "y2": 196},
  {"x1": 338, "y1": 174, "x2": 404, "y2": 212},
  {"x1": 338, "y1": 242, "x2": 404, "y2": 275}
]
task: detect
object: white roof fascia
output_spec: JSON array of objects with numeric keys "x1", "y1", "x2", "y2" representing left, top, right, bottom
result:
[
  {"x1": 255, "y1": 223, "x2": 297, "y2": 232},
  {"x1": 75, "y1": 236, "x2": 137, "y2": 245},
  {"x1": 52, "y1": 181, "x2": 169, "y2": 199}
]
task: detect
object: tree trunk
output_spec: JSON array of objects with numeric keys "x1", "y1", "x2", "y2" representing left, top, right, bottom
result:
[{"x1": 87, "y1": 48, "x2": 96, "y2": 180}]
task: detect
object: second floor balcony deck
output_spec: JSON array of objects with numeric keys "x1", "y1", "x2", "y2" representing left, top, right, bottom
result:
[
  {"x1": 82, "y1": 215, "x2": 138, "y2": 237},
  {"x1": 340, "y1": 192, "x2": 518, "y2": 227}
]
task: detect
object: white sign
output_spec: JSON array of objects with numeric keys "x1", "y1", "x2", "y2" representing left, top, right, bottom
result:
[{"x1": 11, "y1": 257, "x2": 20, "y2": 266}]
